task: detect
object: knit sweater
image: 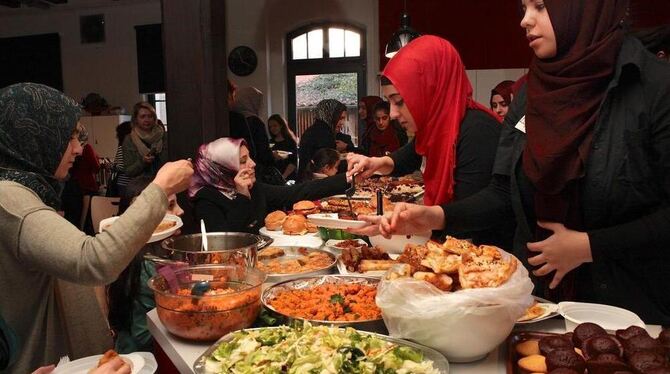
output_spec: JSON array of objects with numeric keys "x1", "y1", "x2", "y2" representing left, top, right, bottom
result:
[{"x1": 0, "y1": 181, "x2": 167, "y2": 373}]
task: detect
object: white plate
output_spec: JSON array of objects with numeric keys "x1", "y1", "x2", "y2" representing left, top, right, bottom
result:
[
  {"x1": 307, "y1": 213, "x2": 367, "y2": 229},
  {"x1": 259, "y1": 227, "x2": 323, "y2": 248},
  {"x1": 99, "y1": 214, "x2": 183, "y2": 244},
  {"x1": 558, "y1": 301, "x2": 645, "y2": 333},
  {"x1": 516, "y1": 296, "x2": 559, "y2": 324},
  {"x1": 52, "y1": 352, "x2": 156, "y2": 374}
]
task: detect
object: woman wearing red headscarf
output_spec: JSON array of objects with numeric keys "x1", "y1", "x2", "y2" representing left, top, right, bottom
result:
[
  {"x1": 490, "y1": 80, "x2": 515, "y2": 120},
  {"x1": 347, "y1": 35, "x2": 502, "y2": 208},
  {"x1": 353, "y1": 0, "x2": 670, "y2": 325}
]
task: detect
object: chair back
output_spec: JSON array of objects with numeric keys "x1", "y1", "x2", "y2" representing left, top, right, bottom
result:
[{"x1": 90, "y1": 196, "x2": 120, "y2": 232}]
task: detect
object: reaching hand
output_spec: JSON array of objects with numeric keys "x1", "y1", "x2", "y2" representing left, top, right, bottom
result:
[
  {"x1": 153, "y1": 159, "x2": 194, "y2": 196},
  {"x1": 347, "y1": 203, "x2": 445, "y2": 239},
  {"x1": 527, "y1": 221, "x2": 593, "y2": 289},
  {"x1": 346, "y1": 215, "x2": 383, "y2": 236},
  {"x1": 234, "y1": 168, "x2": 255, "y2": 198},
  {"x1": 346, "y1": 153, "x2": 393, "y2": 180}
]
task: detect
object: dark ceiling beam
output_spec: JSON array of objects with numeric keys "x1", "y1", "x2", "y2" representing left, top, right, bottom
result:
[
  {"x1": 43, "y1": 0, "x2": 67, "y2": 3},
  {"x1": 0, "y1": 0, "x2": 21, "y2": 8}
]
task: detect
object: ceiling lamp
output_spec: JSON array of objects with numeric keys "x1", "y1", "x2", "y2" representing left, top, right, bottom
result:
[{"x1": 384, "y1": 0, "x2": 421, "y2": 58}]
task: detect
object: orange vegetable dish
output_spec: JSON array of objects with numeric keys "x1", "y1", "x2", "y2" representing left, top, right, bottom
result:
[
  {"x1": 268, "y1": 284, "x2": 381, "y2": 322},
  {"x1": 257, "y1": 252, "x2": 334, "y2": 274}
]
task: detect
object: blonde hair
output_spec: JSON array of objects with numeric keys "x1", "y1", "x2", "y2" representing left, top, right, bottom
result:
[{"x1": 131, "y1": 102, "x2": 157, "y2": 126}]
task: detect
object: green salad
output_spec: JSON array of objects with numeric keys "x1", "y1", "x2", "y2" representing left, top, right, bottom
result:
[{"x1": 202, "y1": 323, "x2": 441, "y2": 374}]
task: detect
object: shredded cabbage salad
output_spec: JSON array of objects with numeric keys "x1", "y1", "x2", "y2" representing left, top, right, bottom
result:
[{"x1": 203, "y1": 323, "x2": 441, "y2": 374}]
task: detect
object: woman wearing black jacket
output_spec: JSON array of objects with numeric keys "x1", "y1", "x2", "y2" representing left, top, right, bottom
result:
[
  {"x1": 352, "y1": 0, "x2": 670, "y2": 325},
  {"x1": 190, "y1": 137, "x2": 349, "y2": 233},
  {"x1": 298, "y1": 99, "x2": 347, "y2": 177}
]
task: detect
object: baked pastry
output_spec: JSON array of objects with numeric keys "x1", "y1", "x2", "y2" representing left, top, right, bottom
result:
[
  {"x1": 585, "y1": 353, "x2": 630, "y2": 374},
  {"x1": 616, "y1": 325, "x2": 650, "y2": 341},
  {"x1": 539, "y1": 336, "x2": 574, "y2": 356},
  {"x1": 518, "y1": 354, "x2": 547, "y2": 373},
  {"x1": 442, "y1": 236, "x2": 479, "y2": 255},
  {"x1": 572, "y1": 322, "x2": 608, "y2": 348},
  {"x1": 519, "y1": 302, "x2": 547, "y2": 322},
  {"x1": 545, "y1": 348, "x2": 587, "y2": 373},
  {"x1": 458, "y1": 246, "x2": 517, "y2": 289},
  {"x1": 421, "y1": 241, "x2": 461, "y2": 274},
  {"x1": 627, "y1": 351, "x2": 668, "y2": 373},
  {"x1": 397, "y1": 244, "x2": 431, "y2": 274},
  {"x1": 282, "y1": 214, "x2": 308, "y2": 235},
  {"x1": 385, "y1": 263, "x2": 412, "y2": 280},
  {"x1": 92, "y1": 350, "x2": 132, "y2": 373},
  {"x1": 264, "y1": 210, "x2": 287, "y2": 231},
  {"x1": 293, "y1": 200, "x2": 318, "y2": 216},
  {"x1": 515, "y1": 339, "x2": 541, "y2": 357},
  {"x1": 582, "y1": 335, "x2": 624, "y2": 361},
  {"x1": 412, "y1": 271, "x2": 453, "y2": 291},
  {"x1": 658, "y1": 328, "x2": 670, "y2": 346}
]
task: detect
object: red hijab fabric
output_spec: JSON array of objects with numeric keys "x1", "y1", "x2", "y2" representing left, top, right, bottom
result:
[
  {"x1": 383, "y1": 35, "x2": 500, "y2": 206},
  {"x1": 523, "y1": 0, "x2": 628, "y2": 224},
  {"x1": 490, "y1": 80, "x2": 515, "y2": 108}
]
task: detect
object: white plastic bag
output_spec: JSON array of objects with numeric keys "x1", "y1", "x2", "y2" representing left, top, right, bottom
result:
[{"x1": 376, "y1": 248, "x2": 534, "y2": 362}]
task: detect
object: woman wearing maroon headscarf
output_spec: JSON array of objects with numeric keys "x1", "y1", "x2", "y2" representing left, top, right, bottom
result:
[
  {"x1": 489, "y1": 80, "x2": 515, "y2": 120},
  {"x1": 353, "y1": 0, "x2": 670, "y2": 325},
  {"x1": 190, "y1": 137, "x2": 350, "y2": 234}
]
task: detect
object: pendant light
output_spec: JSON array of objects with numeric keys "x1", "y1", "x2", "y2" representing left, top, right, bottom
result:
[{"x1": 384, "y1": 0, "x2": 421, "y2": 58}]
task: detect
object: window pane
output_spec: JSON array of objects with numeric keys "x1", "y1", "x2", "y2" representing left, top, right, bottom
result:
[
  {"x1": 155, "y1": 93, "x2": 165, "y2": 100},
  {"x1": 292, "y1": 34, "x2": 307, "y2": 60},
  {"x1": 345, "y1": 30, "x2": 361, "y2": 57},
  {"x1": 155, "y1": 100, "x2": 167, "y2": 126},
  {"x1": 328, "y1": 28, "x2": 345, "y2": 58},
  {"x1": 307, "y1": 29, "x2": 323, "y2": 59}
]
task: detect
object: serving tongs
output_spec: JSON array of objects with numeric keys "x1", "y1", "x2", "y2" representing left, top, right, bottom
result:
[
  {"x1": 376, "y1": 190, "x2": 384, "y2": 216},
  {"x1": 345, "y1": 173, "x2": 358, "y2": 219}
]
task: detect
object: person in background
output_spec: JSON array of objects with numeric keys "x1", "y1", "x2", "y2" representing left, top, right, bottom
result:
[
  {"x1": 352, "y1": 0, "x2": 670, "y2": 326},
  {"x1": 122, "y1": 102, "x2": 167, "y2": 179},
  {"x1": 633, "y1": 24, "x2": 670, "y2": 62},
  {"x1": 268, "y1": 114, "x2": 298, "y2": 180},
  {"x1": 357, "y1": 96, "x2": 383, "y2": 148},
  {"x1": 107, "y1": 176, "x2": 183, "y2": 354},
  {"x1": 361, "y1": 101, "x2": 405, "y2": 157},
  {"x1": 232, "y1": 87, "x2": 275, "y2": 169},
  {"x1": 0, "y1": 83, "x2": 193, "y2": 373},
  {"x1": 190, "y1": 138, "x2": 350, "y2": 233},
  {"x1": 109, "y1": 121, "x2": 132, "y2": 197},
  {"x1": 490, "y1": 80, "x2": 515, "y2": 120},
  {"x1": 298, "y1": 99, "x2": 347, "y2": 176},
  {"x1": 299, "y1": 148, "x2": 340, "y2": 182}
]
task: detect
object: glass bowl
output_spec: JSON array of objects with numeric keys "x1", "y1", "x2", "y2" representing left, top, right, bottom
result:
[{"x1": 147, "y1": 265, "x2": 265, "y2": 341}]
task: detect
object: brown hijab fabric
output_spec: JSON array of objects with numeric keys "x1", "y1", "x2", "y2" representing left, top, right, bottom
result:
[{"x1": 523, "y1": 0, "x2": 628, "y2": 224}]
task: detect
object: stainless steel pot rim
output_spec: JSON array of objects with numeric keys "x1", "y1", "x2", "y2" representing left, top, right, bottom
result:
[{"x1": 148, "y1": 265, "x2": 267, "y2": 298}]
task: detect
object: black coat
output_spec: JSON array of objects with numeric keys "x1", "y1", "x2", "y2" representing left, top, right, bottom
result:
[
  {"x1": 298, "y1": 120, "x2": 336, "y2": 176},
  {"x1": 192, "y1": 174, "x2": 348, "y2": 234},
  {"x1": 443, "y1": 37, "x2": 670, "y2": 325}
]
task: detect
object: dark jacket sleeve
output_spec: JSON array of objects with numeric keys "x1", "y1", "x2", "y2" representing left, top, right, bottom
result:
[
  {"x1": 247, "y1": 116, "x2": 275, "y2": 167},
  {"x1": 263, "y1": 173, "x2": 348, "y2": 211},
  {"x1": 389, "y1": 139, "x2": 422, "y2": 176},
  {"x1": 192, "y1": 187, "x2": 254, "y2": 232}
]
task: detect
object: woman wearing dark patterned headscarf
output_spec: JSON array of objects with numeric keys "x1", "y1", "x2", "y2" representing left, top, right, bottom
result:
[
  {"x1": 298, "y1": 99, "x2": 347, "y2": 178},
  {"x1": 0, "y1": 83, "x2": 193, "y2": 372}
]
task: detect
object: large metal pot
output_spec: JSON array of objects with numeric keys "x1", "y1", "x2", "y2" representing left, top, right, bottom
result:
[{"x1": 146, "y1": 232, "x2": 272, "y2": 267}]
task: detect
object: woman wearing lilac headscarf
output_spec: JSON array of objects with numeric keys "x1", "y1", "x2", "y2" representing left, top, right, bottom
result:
[{"x1": 190, "y1": 137, "x2": 350, "y2": 233}]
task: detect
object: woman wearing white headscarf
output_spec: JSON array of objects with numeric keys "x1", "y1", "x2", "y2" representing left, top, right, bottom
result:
[{"x1": 232, "y1": 87, "x2": 275, "y2": 169}]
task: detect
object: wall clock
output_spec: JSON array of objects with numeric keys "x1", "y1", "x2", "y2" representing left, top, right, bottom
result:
[{"x1": 228, "y1": 45, "x2": 257, "y2": 77}]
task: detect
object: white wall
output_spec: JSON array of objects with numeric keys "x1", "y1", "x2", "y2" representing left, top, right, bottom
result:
[
  {"x1": 0, "y1": 0, "x2": 161, "y2": 113},
  {"x1": 225, "y1": 0, "x2": 380, "y2": 122},
  {"x1": 467, "y1": 68, "x2": 528, "y2": 107}
]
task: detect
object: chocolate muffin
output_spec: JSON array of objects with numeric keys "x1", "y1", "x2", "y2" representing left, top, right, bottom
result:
[
  {"x1": 586, "y1": 353, "x2": 631, "y2": 374},
  {"x1": 645, "y1": 367, "x2": 670, "y2": 374},
  {"x1": 624, "y1": 335, "x2": 666, "y2": 360},
  {"x1": 583, "y1": 335, "x2": 624, "y2": 360},
  {"x1": 659, "y1": 329, "x2": 670, "y2": 346},
  {"x1": 573, "y1": 322, "x2": 608, "y2": 348},
  {"x1": 540, "y1": 335, "x2": 575, "y2": 356},
  {"x1": 616, "y1": 326, "x2": 650, "y2": 341},
  {"x1": 628, "y1": 351, "x2": 668, "y2": 373},
  {"x1": 546, "y1": 349, "x2": 587, "y2": 373}
]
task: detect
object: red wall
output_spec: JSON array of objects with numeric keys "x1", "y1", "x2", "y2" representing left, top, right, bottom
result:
[{"x1": 378, "y1": 0, "x2": 670, "y2": 70}]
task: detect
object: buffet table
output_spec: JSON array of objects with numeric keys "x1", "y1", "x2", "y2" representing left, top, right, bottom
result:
[{"x1": 147, "y1": 309, "x2": 662, "y2": 373}]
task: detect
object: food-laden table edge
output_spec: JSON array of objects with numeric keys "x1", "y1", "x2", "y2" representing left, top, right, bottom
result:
[{"x1": 148, "y1": 309, "x2": 663, "y2": 374}]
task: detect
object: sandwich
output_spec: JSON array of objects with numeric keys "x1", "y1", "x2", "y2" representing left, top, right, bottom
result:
[
  {"x1": 264, "y1": 210, "x2": 287, "y2": 231},
  {"x1": 282, "y1": 214, "x2": 308, "y2": 235},
  {"x1": 292, "y1": 200, "x2": 319, "y2": 216},
  {"x1": 90, "y1": 350, "x2": 132, "y2": 373}
]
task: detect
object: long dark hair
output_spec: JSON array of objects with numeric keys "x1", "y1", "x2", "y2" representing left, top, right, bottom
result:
[
  {"x1": 268, "y1": 114, "x2": 297, "y2": 144},
  {"x1": 299, "y1": 148, "x2": 339, "y2": 181},
  {"x1": 116, "y1": 121, "x2": 132, "y2": 147},
  {"x1": 106, "y1": 176, "x2": 154, "y2": 337}
]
